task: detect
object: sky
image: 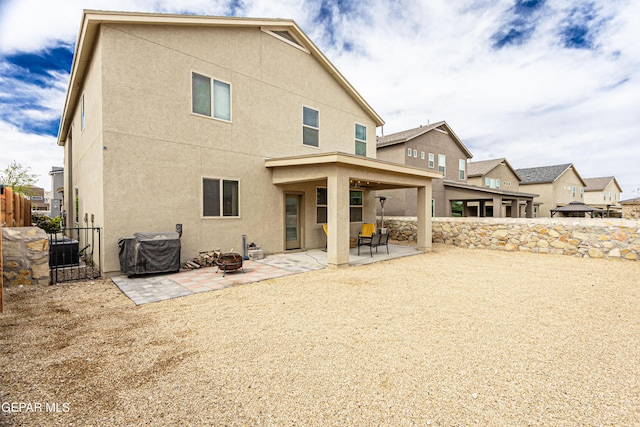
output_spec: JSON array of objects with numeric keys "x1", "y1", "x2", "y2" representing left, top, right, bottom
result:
[{"x1": 0, "y1": 0, "x2": 638, "y2": 198}]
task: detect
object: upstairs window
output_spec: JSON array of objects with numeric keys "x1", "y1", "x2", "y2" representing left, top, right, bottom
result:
[
  {"x1": 485, "y1": 178, "x2": 501, "y2": 189},
  {"x1": 192, "y1": 72, "x2": 231, "y2": 121},
  {"x1": 438, "y1": 154, "x2": 446, "y2": 175},
  {"x1": 303, "y1": 107, "x2": 319, "y2": 147},
  {"x1": 355, "y1": 124, "x2": 367, "y2": 156},
  {"x1": 428, "y1": 153, "x2": 435, "y2": 168},
  {"x1": 203, "y1": 178, "x2": 239, "y2": 217},
  {"x1": 459, "y1": 159, "x2": 466, "y2": 180}
]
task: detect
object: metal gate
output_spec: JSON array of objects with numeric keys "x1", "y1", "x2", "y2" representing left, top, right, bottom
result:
[{"x1": 49, "y1": 227, "x2": 102, "y2": 284}]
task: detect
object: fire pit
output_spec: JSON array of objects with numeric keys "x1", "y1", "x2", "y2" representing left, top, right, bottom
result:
[{"x1": 216, "y1": 253, "x2": 244, "y2": 277}]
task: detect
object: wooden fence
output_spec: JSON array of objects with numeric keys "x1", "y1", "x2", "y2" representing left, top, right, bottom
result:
[{"x1": 1, "y1": 186, "x2": 32, "y2": 227}]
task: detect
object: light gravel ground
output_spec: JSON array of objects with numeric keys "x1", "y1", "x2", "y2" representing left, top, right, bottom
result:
[{"x1": 1, "y1": 244, "x2": 640, "y2": 426}]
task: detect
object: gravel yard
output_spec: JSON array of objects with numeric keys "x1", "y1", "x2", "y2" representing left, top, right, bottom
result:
[{"x1": 1, "y1": 244, "x2": 639, "y2": 426}]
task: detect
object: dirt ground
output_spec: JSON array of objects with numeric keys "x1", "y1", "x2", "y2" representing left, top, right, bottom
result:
[{"x1": 1, "y1": 244, "x2": 639, "y2": 426}]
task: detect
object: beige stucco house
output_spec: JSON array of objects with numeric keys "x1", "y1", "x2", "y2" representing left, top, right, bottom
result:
[
  {"x1": 516, "y1": 164, "x2": 586, "y2": 217},
  {"x1": 57, "y1": 10, "x2": 440, "y2": 273},
  {"x1": 583, "y1": 176, "x2": 623, "y2": 217},
  {"x1": 376, "y1": 124, "x2": 536, "y2": 218}
]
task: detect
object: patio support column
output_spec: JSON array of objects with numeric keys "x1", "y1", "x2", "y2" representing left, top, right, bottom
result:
[
  {"x1": 479, "y1": 201, "x2": 486, "y2": 217},
  {"x1": 417, "y1": 184, "x2": 432, "y2": 252},
  {"x1": 526, "y1": 200, "x2": 534, "y2": 218},
  {"x1": 327, "y1": 168, "x2": 350, "y2": 269},
  {"x1": 493, "y1": 197, "x2": 503, "y2": 218},
  {"x1": 511, "y1": 199, "x2": 520, "y2": 218},
  {"x1": 462, "y1": 201, "x2": 469, "y2": 217}
]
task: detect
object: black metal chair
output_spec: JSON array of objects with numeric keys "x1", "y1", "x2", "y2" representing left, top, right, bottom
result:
[{"x1": 358, "y1": 232, "x2": 390, "y2": 257}]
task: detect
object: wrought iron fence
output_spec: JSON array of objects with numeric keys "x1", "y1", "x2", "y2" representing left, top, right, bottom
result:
[{"x1": 49, "y1": 226, "x2": 102, "y2": 284}]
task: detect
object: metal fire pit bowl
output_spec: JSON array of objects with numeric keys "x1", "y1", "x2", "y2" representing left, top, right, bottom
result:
[{"x1": 216, "y1": 253, "x2": 244, "y2": 277}]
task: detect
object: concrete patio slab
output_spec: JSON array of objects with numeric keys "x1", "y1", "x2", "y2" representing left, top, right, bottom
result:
[{"x1": 111, "y1": 244, "x2": 422, "y2": 305}]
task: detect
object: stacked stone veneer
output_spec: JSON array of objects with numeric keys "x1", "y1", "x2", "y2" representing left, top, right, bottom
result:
[
  {"x1": 2, "y1": 227, "x2": 50, "y2": 286},
  {"x1": 382, "y1": 216, "x2": 640, "y2": 261}
]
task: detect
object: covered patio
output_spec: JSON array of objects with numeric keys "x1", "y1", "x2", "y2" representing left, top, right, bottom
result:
[
  {"x1": 444, "y1": 181, "x2": 538, "y2": 218},
  {"x1": 266, "y1": 152, "x2": 441, "y2": 268}
]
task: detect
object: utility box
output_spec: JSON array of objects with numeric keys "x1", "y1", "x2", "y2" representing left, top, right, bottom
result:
[{"x1": 49, "y1": 237, "x2": 80, "y2": 267}]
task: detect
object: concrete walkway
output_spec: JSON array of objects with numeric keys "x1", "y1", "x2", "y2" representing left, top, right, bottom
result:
[{"x1": 111, "y1": 244, "x2": 421, "y2": 305}]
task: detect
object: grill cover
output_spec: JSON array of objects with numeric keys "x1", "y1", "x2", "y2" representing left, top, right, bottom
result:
[{"x1": 118, "y1": 231, "x2": 181, "y2": 275}]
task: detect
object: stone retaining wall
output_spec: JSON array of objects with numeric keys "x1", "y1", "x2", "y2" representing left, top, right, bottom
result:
[
  {"x1": 381, "y1": 216, "x2": 640, "y2": 261},
  {"x1": 2, "y1": 227, "x2": 50, "y2": 286}
]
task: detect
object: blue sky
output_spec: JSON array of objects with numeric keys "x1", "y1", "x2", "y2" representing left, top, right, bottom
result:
[{"x1": 0, "y1": 0, "x2": 638, "y2": 198}]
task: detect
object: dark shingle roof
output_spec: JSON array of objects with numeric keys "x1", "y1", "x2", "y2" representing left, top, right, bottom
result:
[{"x1": 516, "y1": 164, "x2": 572, "y2": 184}]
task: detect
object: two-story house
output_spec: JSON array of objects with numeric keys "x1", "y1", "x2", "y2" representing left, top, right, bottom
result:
[
  {"x1": 516, "y1": 164, "x2": 587, "y2": 217},
  {"x1": 583, "y1": 177, "x2": 623, "y2": 217},
  {"x1": 466, "y1": 158, "x2": 538, "y2": 217},
  {"x1": 376, "y1": 123, "x2": 536, "y2": 218},
  {"x1": 57, "y1": 10, "x2": 440, "y2": 273}
]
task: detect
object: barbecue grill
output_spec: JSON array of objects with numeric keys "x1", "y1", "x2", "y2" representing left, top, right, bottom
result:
[{"x1": 118, "y1": 224, "x2": 182, "y2": 276}]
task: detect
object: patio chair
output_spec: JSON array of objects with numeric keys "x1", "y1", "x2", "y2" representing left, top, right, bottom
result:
[
  {"x1": 357, "y1": 223, "x2": 375, "y2": 255},
  {"x1": 358, "y1": 228, "x2": 390, "y2": 257},
  {"x1": 322, "y1": 224, "x2": 328, "y2": 251}
]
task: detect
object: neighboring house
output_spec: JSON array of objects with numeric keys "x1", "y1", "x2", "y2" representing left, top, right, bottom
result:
[
  {"x1": 48, "y1": 166, "x2": 64, "y2": 218},
  {"x1": 57, "y1": 10, "x2": 440, "y2": 273},
  {"x1": 516, "y1": 164, "x2": 586, "y2": 217},
  {"x1": 466, "y1": 158, "x2": 538, "y2": 217},
  {"x1": 621, "y1": 197, "x2": 640, "y2": 220},
  {"x1": 27, "y1": 186, "x2": 48, "y2": 212},
  {"x1": 583, "y1": 176, "x2": 623, "y2": 217},
  {"x1": 376, "y1": 124, "x2": 536, "y2": 218}
]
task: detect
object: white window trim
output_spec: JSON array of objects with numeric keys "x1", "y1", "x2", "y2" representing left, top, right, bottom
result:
[
  {"x1": 407, "y1": 148, "x2": 412, "y2": 157},
  {"x1": 421, "y1": 151, "x2": 425, "y2": 160},
  {"x1": 191, "y1": 71, "x2": 232, "y2": 123},
  {"x1": 428, "y1": 153, "x2": 435, "y2": 168},
  {"x1": 302, "y1": 105, "x2": 320, "y2": 148},
  {"x1": 201, "y1": 176, "x2": 241, "y2": 219},
  {"x1": 355, "y1": 122, "x2": 367, "y2": 156},
  {"x1": 438, "y1": 154, "x2": 446, "y2": 175},
  {"x1": 459, "y1": 159, "x2": 466, "y2": 180}
]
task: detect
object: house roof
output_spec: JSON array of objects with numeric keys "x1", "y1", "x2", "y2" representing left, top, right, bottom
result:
[
  {"x1": 467, "y1": 158, "x2": 521, "y2": 180},
  {"x1": 516, "y1": 163, "x2": 586, "y2": 186},
  {"x1": 621, "y1": 197, "x2": 640, "y2": 205},
  {"x1": 583, "y1": 176, "x2": 623, "y2": 192},
  {"x1": 57, "y1": 10, "x2": 384, "y2": 145},
  {"x1": 551, "y1": 201, "x2": 604, "y2": 214},
  {"x1": 376, "y1": 121, "x2": 473, "y2": 158}
]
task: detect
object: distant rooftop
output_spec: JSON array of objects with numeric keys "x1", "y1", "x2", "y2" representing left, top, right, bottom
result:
[{"x1": 516, "y1": 164, "x2": 573, "y2": 184}]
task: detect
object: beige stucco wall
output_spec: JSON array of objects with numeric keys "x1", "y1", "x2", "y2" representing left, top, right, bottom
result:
[
  {"x1": 72, "y1": 24, "x2": 381, "y2": 273},
  {"x1": 467, "y1": 163, "x2": 521, "y2": 192},
  {"x1": 584, "y1": 181, "x2": 622, "y2": 207},
  {"x1": 63, "y1": 34, "x2": 105, "y2": 261}
]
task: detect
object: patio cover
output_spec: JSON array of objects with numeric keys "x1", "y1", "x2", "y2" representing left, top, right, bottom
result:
[
  {"x1": 266, "y1": 152, "x2": 442, "y2": 268},
  {"x1": 551, "y1": 202, "x2": 605, "y2": 218}
]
